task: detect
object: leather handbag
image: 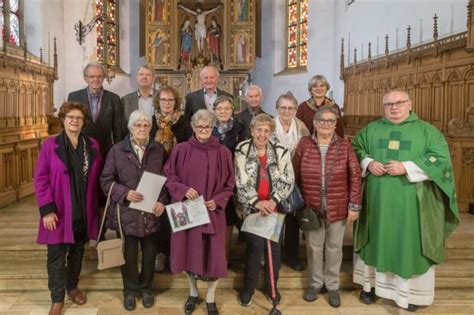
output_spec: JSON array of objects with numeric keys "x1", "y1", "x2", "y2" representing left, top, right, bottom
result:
[
  {"x1": 96, "y1": 182, "x2": 125, "y2": 270},
  {"x1": 279, "y1": 184, "x2": 305, "y2": 214},
  {"x1": 296, "y1": 207, "x2": 321, "y2": 231}
]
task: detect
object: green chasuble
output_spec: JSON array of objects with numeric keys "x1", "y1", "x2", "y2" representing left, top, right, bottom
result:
[{"x1": 352, "y1": 112, "x2": 459, "y2": 279}]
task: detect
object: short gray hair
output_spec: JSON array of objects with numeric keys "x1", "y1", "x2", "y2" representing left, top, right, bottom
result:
[
  {"x1": 135, "y1": 64, "x2": 155, "y2": 75},
  {"x1": 199, "y1": 65, "x2": 220, "y2": 79},
  {"x1": 250, "y1": 113, "x2": 276, "y2": 133},
  {"x1": 307, "y1": 75, "x2": 330, "y2": 94},
  {"x1": 83, "y1": 63, "x2": 106, "y2": 77},
  {"x1": 313, "y1": 105, "x2": 339, "y2": 125},
  {"x1": 191, "y1": 109, "x2": 216, "y2": 128},
  {"x1": 275, "y1": 92, "x2": 297, "y2": 109},
  {"x1": 128, "y1": 110, "x2": 152, "y2": 131},
  {"x1": 245, "y1": 84, "x2": 263, "y2": 98}
]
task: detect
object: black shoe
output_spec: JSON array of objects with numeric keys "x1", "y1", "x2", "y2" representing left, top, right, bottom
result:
[
  {"x1": 359, "y1": 288, "x2": 375, "y2": 305},
  {"x1": 141, "y1": 291, "x2": 155, "y2": 308},
  {"x1": 238, "y1": 290, "x2": 253, "y2": 306},
  {"x1": 266, "y1": 289, "x2": 281, "y2": 305},
  {"x1": 123, "y1": 295, "x2": 136, "y2": 311},
  {"x1": 184, "y1": 295, "x2": 200, "y2": 314},
  {"x1": 206, "y1": 302, "x2": 219, "y2": 315},
  {"x1": 328, "y1": 290, "x2": 341, "y2": 308},
  {"x1": 405, "y1": 304, "x2": 418, "y2": 312},
  {"x1": 287, "y1": 258, "x2": 305, "y2": 271}
]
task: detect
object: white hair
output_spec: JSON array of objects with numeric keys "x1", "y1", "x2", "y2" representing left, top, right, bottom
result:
[{"x1": 127, "y1": 110, "x2": 152, "y2": 131}]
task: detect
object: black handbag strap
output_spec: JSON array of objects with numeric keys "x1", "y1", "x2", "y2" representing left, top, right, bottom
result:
[{"x1": 97, "y1": 182, "x2": 124, "y2": 247}]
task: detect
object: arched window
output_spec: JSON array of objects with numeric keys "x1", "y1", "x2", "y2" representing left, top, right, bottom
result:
[
  {"x1": 96, "y1": 0, "x2": 119, "y2": 66},
  {"x1": 0, "y1": 0, "x2": 23, "y2": 47},
  {"x1": 286, "y1": 0, "x2": 307, "y2": 69}
]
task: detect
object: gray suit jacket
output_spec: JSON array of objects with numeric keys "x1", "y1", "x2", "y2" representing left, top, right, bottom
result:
[{"x1": 121, "y1": 90, "x2": 158, "y2": 123}]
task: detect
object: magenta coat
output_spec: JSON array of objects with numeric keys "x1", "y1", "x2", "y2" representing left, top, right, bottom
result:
[
  {"x1": 164, "y1": 136, "x2": 235, "y2": 278},
  {"x1": 34, "y1": 133, "x2": 102, "y2": 245}
]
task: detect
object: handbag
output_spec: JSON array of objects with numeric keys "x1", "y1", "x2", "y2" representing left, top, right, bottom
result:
[
  {"x1": 297, "y1": 207, "x2": 321, "y2": 231},
  {"x1": 279, "y1": 184, "x2": 305, "y2": 214},
  {"x1": 96, "y1": 182, "x2": 125, "y2": 270}
]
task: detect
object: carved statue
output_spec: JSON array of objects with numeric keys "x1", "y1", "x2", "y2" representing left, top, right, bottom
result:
[
  {"x1": 207, "y1": 18, "x2": 221, "y2": 62},
  {"x1": 180, "y1": 19, "x2": 193, "y2": 62},
  {"x1": 238, "y1": 0, "x2": 249, "y2": 21},
  {"x1": 177, "y1": 2, "x2": 223, "y2": 54},
  {"x1": 153, "y1": 0, "x2": 165, "y2": 21}
]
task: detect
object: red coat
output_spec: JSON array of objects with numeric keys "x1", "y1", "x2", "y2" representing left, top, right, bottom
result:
[{"x1": 292, "y1": 135, "x2": 362, "y2": 223}]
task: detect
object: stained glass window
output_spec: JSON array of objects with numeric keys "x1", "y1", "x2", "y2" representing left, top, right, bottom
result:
[
  {"x1": 0, "y1": 0, "x2": 23, "y2": 47},
  {"x1": 286, "y1": 0, "x2": 308, "y2": 69},
  {"x1": 96, "y1": 0, "x2": 119, "y2": 66}
]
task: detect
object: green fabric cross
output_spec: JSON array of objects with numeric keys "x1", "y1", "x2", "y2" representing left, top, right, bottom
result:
[
  {"x1": 424, "y1": 155, "x2": 442, "y2": 168},
  {"x1": 441, "y1": 166, "x2": 453, "y2": 183},
  {"x1": 377, "y1": 131, "x2": 412, "y2": 160}
]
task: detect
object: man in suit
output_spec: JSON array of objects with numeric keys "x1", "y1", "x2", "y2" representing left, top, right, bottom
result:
[
  {"x1": 235, "y1": 84, "x2": 269, "y2": 139},
  {"x1": 68, "y1": 63, "x2": 124, "y2": 157},
  {"x1": 183, "y1": 65, "x2": 233, "y2": 139},
  {"x1": 122, "y1": 64, "x2": 157, "y2": 123}
]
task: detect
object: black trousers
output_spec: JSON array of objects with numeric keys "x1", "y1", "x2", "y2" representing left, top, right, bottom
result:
[
  {"x1": 156, "y1": 213, "x2": 171, "y2": 256},
  {"x1": 47, "y1": 230, "x2": 87, "y2": 303},
  {"x1": 283, "y1": 212, "x2": 300, "y2": 259},
  {"x1": 121, "y1": 233, "x2": 158, "y2": 296},
  {"x1": 243, "y1": 232, "x2": 281, "y2": 294}
]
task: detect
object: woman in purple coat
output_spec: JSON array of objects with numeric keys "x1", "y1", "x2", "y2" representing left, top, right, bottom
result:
[
  {"x1": 34, "y1": 102, "x2": 102, "y2": 315},
  {"x1": 164, "y1": 109, "x2": 235, "y2": 315}
]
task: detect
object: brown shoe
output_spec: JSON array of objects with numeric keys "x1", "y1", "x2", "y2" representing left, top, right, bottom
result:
[
  {"x1": 49, "y1": 302, "x2": 63, "y2": 315},
  {"x1": 67, "y1": 288, "x2": 87, "y2": 305}
]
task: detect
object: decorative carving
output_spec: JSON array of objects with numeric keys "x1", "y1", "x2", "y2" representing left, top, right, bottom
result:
[
  {"x1": 448, "y1": 105, "x2": 474, "y2": 136},
  {"x1": 462, "y1": 147, "x2": 474, "y2": 167}
]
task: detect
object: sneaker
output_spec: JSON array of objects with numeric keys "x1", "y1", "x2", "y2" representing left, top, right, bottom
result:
[
  {"x1": 265, "y1": 289, "x2": 281, "y2": 305},
  {"x1": 328, "y1": 290, "x2": 341, "y2": 308},
  {"x1": 238, "y1": 290, "x2": 253, "y2": 306},
  {"x1": 303, "y1": 286, "x2": 319, "y2": 302},
  {"x1": 405, "y1": 304, "x2": 419, "y2": 312},
  {"x1": 155, "y1": 253, "x2": 167, "y2": 272}
]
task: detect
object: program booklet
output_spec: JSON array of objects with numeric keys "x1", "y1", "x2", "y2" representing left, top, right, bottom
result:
[{"x1": 166, "y1": 196, "x2": 211, "y2": 233}]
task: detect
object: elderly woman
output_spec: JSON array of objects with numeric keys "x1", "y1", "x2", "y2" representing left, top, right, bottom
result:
[
  {"x1": 100, "y1": 110, "x2": 167, "y2": 311},
  {"x1": 296, "y1": 75, "x2": 344, "y2": 137},
  {"x1": 164, "y1": 109, "x2": 235, "y2": 315},
  {"x1": 150, "y1": 85, "x2": 186, "y2": 272},
  {"x1": 34, "y1": 102, "x2": 102, "y2": 315},
  {"x1": 271, "y1": 92, "x2": 309, "y2": 272},
  {"x1": 235, "y1": 113, "x2": 294, "y2": 306},
  {"x1": 292, "y1": 105, "x2": 362, "y2": 307},
  {"x1": 212, "y1": 95, "x2": 246, "y2": 265}
]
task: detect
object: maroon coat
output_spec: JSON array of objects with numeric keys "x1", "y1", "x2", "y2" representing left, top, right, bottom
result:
[
  {"x1": 296, "y1": 98, "x2": 344, "y2": 137},
  {"x1": 164, "y1": 136, "x2": 235, "y2": 278},
  {"x1": 100, "y1": 137, "x2": 167, "y2": 238},
  {"x1": 292, "y1": 135, "x2": 362, "y2": 223}
]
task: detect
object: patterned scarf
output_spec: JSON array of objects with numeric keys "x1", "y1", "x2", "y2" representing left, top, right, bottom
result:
[
  {"x1": 306, "y1": 96, "x2": 335, "y2": 112},
  {"x1": 215, "y1": 118, "x2": 234, "y2": 141},
  {"x1": 130, "y1": 135, "x2": 149, "y2": 164},
  {"x1": 154, "y1": 110, "x2": 182, "y2": 156}
]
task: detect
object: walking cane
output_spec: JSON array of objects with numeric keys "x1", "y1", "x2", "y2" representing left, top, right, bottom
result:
[{"x1": 267, "y1": 239, "x2": 281, "y2": 315}]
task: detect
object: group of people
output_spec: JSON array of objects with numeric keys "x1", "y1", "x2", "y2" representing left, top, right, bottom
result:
[{"x1": 34, "y1": 63, "x2": 459, "y2": 315}]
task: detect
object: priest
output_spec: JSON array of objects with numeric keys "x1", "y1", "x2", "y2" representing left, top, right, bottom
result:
[{"x1": 352, "y1": 89, "x2": 459, "y2": 312}]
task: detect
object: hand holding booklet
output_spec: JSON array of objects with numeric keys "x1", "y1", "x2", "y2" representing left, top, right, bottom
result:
[
  {"x1": 166, "y1": 196, "x2": 210, "y2": 233},
  {"x1": 129, "y1": 171, "x2": 167, "y2": 213},
  {"x1": 241, "y1": 212, "x2": 285, "y2": 242}
]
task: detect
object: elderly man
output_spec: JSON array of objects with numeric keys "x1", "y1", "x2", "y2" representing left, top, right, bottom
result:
[
  {"x1": 234, "y1": 84, "x2": 270, "y2": 139},
  {"x1": 68, "y1": 63, "x2": 124, "y2": 156},
  {"x1": 352, "y1": 89, "x2": 459, "y2": 312},
  {"x1": 122, "y1": 64, "x2": 157, "y2": 122},
  {"x1": 183, "y1": 65, "x2": 232, "y2": 139}
]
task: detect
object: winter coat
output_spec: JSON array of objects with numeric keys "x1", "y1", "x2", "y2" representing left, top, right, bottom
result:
[
  {"x1": 100, "y1": 137, "x2": 167, "y2": 237},
  {"x1": 292, "y1": 135, "x2": 362, "y2": 223}
]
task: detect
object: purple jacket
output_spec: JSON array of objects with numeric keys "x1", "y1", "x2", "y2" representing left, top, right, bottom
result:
[
  {"x1": 34, "y1": 134, "x2": 102, "y2": 245},
  {"x1": 164, "y1": 136, "x2": 235, "y2": 278}
]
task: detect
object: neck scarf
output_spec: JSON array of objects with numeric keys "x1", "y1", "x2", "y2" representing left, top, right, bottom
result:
[
  {"x1": 130, "y1": 135, "x2": 149, "y2": 164},
  {"x1": 154, "y1": 109, "x2": 182, "y2": 156},
  {"x1": 274, "y1": 115, "x2": 299, "y2": 154}
]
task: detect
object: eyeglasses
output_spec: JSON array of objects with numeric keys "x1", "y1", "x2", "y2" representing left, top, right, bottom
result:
[
  {"x1": 194, "y1": 125, "x2": 213, "y2": 131},
  {"x1": 65, "y1": 115, "x2": 84, "y2": 121},
  {"x1": 159, "y1": 98, "x2": 175, "y2": 103},
  {"x1": 383, "y1": 100, "x2": 409, "y2": 108},
  {"x1": 278, "y1": 106, "x2": 296, "y2": 112},
  {"x1": 215, "y1": 107, "x2": 233, "y2": 112},
  {"x1": 315, "y1": 119, "x2": 337, "y2": 126},
  {"x1": 133, "y1": 123, "x2": 151, "y2": 129},
  {"x1": 254, "y1": 127, "x2": 272, "y2": 135}
]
